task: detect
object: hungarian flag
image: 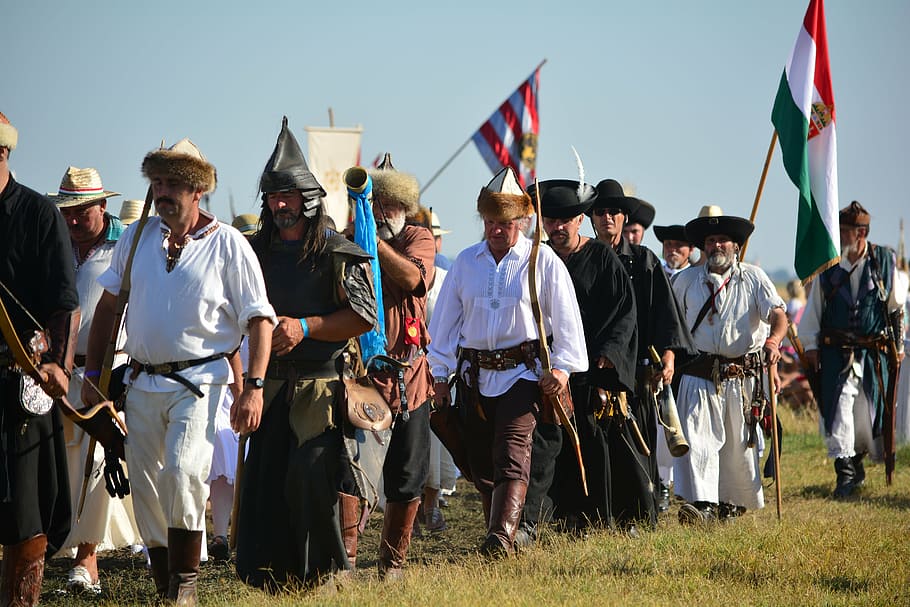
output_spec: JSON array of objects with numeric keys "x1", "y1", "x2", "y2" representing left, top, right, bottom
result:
[
  {"x1": 472, "y1": 65, "x2": 542, "y2": 189},
  {"x1": 771, "y1": 0, "x2": 839, "y2": 281}
]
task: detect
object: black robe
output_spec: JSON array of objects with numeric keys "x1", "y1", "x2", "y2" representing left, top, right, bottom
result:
[
  {"x1": 612, "y1": 238, "x2": 696, "y2": 526},
  {"x1": 525, "y1": 239, "x2": 638, "y2": 530},
  {"x1": 0, "y1": 177, "x2": 78, "y2": 551}
]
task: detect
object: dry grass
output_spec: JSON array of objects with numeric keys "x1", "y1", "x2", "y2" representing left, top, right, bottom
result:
[{"x1": 39, "y1": 404, "x2": 910, "y2": 606}]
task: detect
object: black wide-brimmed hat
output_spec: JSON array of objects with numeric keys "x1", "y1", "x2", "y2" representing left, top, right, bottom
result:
[
  {"x1": 627, "y1": 199, "x2": 655, "y2": 229},
  {"x1": 653, "y1": 224, "x2": 690, "y2": 244},
  {"x1": 588, "y1": 179, "x2": 643, "y2": 216},
  {"x1": 531, "y1": 179, "x2": 597, "y2": 219},
  {"x1": 684, "y1": 215, "x2": 754, "y2": 249}
]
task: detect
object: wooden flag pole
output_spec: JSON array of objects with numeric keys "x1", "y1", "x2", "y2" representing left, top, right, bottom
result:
[{"x1": 739, "y1": 130, "x2": 779, "y2": 260}]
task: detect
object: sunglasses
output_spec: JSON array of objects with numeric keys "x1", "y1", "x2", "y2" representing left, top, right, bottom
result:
[{"x1": 592, "y1": 207, "x2": 623, "y2": 217}]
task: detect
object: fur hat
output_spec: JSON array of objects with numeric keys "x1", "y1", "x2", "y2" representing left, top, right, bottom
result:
[
  {"x1": 0, "y1": 111, "x2": 17, "y2": 150},
  {"x1": 48, "y1": 167, "x2": 120, "y2": 208},
  {"x1": 685, "y1": 215, "x2": 754, "y2": 250},
  {"x1": 653, "y1": 224, "x2": 690, "y2": 244},
  {"x1": 369, "y1": 154, "x2": 420, "y2": 217},
  {"x1": 142, "y1": 138, "x2": 216, "y2": 193},
  {"x1": 477, "y1": 167, "x2": 533, "y2": 222},
  {"x1": 589, "y1": 179, "x2": 643, "y2": 217},
  {"x1": 534, "y1": 179, "x2": 596, "y2": 219},
  {"x1": 259, "y1": 117, "x2": 326, "y2": 215},
  {"x1": 839, "y1": 200, "x2": 870, "y2": 228}
]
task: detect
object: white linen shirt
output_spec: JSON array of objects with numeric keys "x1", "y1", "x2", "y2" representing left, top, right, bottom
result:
[
  {"x1": 97, "y1": 212, "x2": 276, "y2": 392},
  {"x1": 671, "y1": 262, "x2": 784, "y2": 357},
  {"x1": 75, "y1": 238, "x2": 120, "y2": 355},
  {"x1": 427, "y1": 233, "x2": 588, "y2": 397}
]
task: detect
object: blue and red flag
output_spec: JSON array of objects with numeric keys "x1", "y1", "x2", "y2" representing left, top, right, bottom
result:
[{"x1": 472, "y1": 65, "x2": 542, "y2": 189}]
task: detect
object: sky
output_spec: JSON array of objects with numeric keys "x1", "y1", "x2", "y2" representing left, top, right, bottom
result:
[{"x1": 5, "y1": 0, "x2": 908, "y2": 278}]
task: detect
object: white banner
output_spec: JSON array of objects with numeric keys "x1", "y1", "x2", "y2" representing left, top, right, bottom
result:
[{"x1": 305, "y1": 126, "x2": 362, "y2": 231}]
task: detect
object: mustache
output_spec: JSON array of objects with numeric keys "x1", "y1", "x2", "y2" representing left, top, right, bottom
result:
[{"x1": 155, "y1": 197, "x2": 176, "y2": 205}]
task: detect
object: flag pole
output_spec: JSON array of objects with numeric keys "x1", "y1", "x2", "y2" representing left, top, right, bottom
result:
[
  {"x1": 739, "y1": 130, "x2": 779, "y2": 260},
  {"x1": 421, "y1": 59, "x2": 548, "y2": 195}
]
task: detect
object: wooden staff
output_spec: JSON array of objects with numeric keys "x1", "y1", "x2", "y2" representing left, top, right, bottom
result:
[
  {"x1": 769, "y1": 363, "x2": 783, "y2": 520},
  {"x1": 739, "y1": 131, "x2": 778, "y2": 260},
  {"x1": 529, "y1": 179, "x2": 587, "y2": 496},
  {"x1": 229, "y1": 434, "x2": 247, "y2": 550},
  {"x1": 77, "y1": 185, "x2": 153, "y2": 518}
]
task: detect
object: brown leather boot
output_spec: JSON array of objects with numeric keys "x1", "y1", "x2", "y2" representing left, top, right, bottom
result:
[
  {"x1": 378, "y1": 497, "x2": 421, "y2": 581},
  {"x1": 480, "y1": 480, "x2": 528, "y2": 558},
  {"x1": 147, "y1": 546, "x2": 169, "y2": 599},
  {"x1": 338, "y1": 492, "x2": 362, "y2": 573},
  {"x1": 0, "y1": 534, "x2": 47, "y2": 607},
  {"x1": 480, "y1": 490, "x2": 492, "y2": 527},
  {"x1": 167, "y1": 528, "x2": 203, "y2": 606}
]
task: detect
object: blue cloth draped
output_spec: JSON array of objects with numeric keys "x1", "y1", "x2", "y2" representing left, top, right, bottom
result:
[{"x1": 350, "y1": 179, "x2": 387, "y2": 361}]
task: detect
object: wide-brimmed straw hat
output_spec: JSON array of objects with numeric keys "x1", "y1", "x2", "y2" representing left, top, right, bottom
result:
[
  {"x1": 430, "y1": 210, "x2": 451, "y2": 236},
  {"x1": 118, "y1": 199, "x2": 153, "y2": 225},
  {"x1": 232, "y1": 213, "x2": 260, "y2": 236},
  {"x1": 48, "y1": 167, "x2": 120, "y2": 208}
]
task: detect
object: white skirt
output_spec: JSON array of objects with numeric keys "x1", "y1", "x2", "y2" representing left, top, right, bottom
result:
[{"x1": 208, "y1": 390, "x2": 240, "y2": 483}]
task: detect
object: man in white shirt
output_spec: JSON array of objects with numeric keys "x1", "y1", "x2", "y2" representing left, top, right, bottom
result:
[
  {"x1": 654, "y1": 224, "x2": 694, "y2": 278},
  {"x1": 428, "y1": 167, "x2": 587, "y2": 557},
  {"x1": 799, "y1": 201, "x2": 907, "y2": 498},
  {"x1": 81, "y1": 139, "x2": 275, "y2": 605},
  {"x1": 671, "y1": 214, "x2": 787, "y2": 525}
]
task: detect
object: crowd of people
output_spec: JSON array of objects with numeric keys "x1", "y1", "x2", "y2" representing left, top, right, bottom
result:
[{"x1": 1, "y1": 108, "x2": 907, "y2": 605}]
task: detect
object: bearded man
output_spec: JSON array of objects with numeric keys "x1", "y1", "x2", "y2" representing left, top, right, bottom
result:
[
  {"x1": 654, "y1": 224, "x2": 694, "y2": 278},
  {"x1": 671, "y1": 214, "x2": 787, "y2": 524}
]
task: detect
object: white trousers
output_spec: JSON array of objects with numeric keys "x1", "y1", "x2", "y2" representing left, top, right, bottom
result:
[
  {"x1": 823, "y1": 362, "x2": 877, "y2": 459},
  {"x1": 124, "y1": 383, "x2": 225, "y2": 548},
  {"x1": 674, "y1": 375, "x2": 764, "y2": 510}
]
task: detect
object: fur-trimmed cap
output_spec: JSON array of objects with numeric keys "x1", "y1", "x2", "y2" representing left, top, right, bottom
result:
[
  {"x1": 368, "y1": 153, "x2": 420, "y2": 217},
  {"x1": 839, "y1": 200, "x2": 870, "y2": 227},
  {"x1": 0, "y1": 111, "x2": 18, "y2": 150},
  {"x1": 477, "y1": 167, "x2": 533, "y2": 222},
  {"x1": 142, "y1": 138, "x2": 216, "y2": 193}
]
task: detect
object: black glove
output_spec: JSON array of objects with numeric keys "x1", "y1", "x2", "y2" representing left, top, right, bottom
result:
[{"x1": 103, "y1": 448, "x2": 130, "y2": 498}]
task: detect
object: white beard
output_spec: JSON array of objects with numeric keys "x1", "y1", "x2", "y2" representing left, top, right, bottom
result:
[{"x1": 377, "y1": 213, "x2": 406, "y2": 240}]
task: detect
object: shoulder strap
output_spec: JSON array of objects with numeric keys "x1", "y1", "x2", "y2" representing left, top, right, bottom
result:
[{"x1": 689, "y1": 293, "x2": 715, "y2": 336}]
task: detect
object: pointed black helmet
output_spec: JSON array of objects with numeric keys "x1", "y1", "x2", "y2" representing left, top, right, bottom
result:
[{"x1": 260, "y1": 116, "x2": 326, "y2": 216}]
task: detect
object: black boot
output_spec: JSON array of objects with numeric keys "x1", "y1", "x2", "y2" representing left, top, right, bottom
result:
[
  {"x1": 657, "y1": 483, "x2": 670, "y2": 513},
  {"x1": 678, "y1": 501, "x2": 717, "y2": 526},
  {"x1": 852, "y1": 452, "x2": 866, "y2": 488},
  {"x1": 833, "y1": 457, "x2": 857, "y2": 498},
  {"x1": 147, "y1": 546, "x2": 169, "y2": 599}
]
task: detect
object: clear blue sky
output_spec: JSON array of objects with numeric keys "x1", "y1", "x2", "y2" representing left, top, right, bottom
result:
[{"x1": 6, "y1": 0, "x2": 908, "y2": 276}]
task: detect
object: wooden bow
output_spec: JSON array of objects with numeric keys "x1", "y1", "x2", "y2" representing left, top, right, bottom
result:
[{"x1": 529, "y1": 180, "x2": 587, "y2": 496}]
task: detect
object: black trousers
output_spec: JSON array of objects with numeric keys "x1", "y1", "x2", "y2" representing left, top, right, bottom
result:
[{"x1": 382, "y1": 400, "x2": 430, "y2": 503}]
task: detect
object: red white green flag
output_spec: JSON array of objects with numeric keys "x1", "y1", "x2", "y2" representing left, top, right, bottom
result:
[{"x1": 771, "y1": 0, "x2": 839, "y2": 281}]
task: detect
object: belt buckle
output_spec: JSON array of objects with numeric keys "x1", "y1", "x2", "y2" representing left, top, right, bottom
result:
[{"x1": 151, "y1": 363, "x2": 172, "y2": 375}]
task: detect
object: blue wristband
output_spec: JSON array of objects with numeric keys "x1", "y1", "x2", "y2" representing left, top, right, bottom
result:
[{"x1": 300, "y1": 317, "x2": 310, "y2": 339}]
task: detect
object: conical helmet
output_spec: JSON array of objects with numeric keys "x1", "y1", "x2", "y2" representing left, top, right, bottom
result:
[{"x1": 260, "y1": 116, "x2": 326, "y2": 217}]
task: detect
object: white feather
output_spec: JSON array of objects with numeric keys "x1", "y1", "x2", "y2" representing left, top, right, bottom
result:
[{"x1": 571, "y1": 146, "x2": 585, "y2": 201}]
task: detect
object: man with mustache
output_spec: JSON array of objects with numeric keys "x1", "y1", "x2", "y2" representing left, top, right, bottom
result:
[
  {"x1": 366, "y1": 154, "x2": 436, "y2": 580},
  {"x1": 670, "y1": 214, "x2": 787, "y2": 524},
  {"x1": 799, "y1": 201, "x2": 907, "y2": 498},
  {"x1": 589, "y1": 179, "x2": 696, "y2": 533},
  {"x1": 428, "y1": 167, "x2": 587, "y2": 557},
  {"x1": 654, "y1": 224, "x2": 694, "y2": 278},
  {"x1": 235, "y1": 118, "x2": 377, "y2": 590},
  {"x1": 0, "y1": 111, "x2": 80, "y2": 607},
  {"x1": 82, "y1": 138, "x2": 275, "y2": 605},
  {"x1": 516, "y1": 179, "x2": 637, "y2": 542},
  {"x1": 50, "y1": 167, "x2": 140, "y2": 595}
]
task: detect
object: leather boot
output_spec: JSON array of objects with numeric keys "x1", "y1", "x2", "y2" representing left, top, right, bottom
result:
[
  {"x1": 833, "y1": 457, "x2": 856, "y2": 498},
  {"x1": 852, "y1": 452, "x2": 866, "y2": 487},
  {"x1": 0, "y1": 534, "x2": 46, "y2": 607},
  {"x1": 378, "y1": 497, "x2": 420, "y2": 581},
  {"x1": 147, "y1": 547, "x2": 169, "y2": 599},
  {"x1": 480, "y1": 490, "x2": 492, "y2": 527},
  {"x1": 167, "y1": 528, "x2": 203, "y2": 606},
  {"x1": 480, "y1": 480, "x2": 528, "y2": 558},
  {"x1": 338, "y1": 492, "x2": 361, "y2": 572}
]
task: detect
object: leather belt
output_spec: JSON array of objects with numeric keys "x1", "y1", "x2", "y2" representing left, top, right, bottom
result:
[
  {"x1": 460, "y1": 340, "x2": 540, "y2": 371},
  {"x1": 681, "y1": 352, "x2": 762, "y2": 382},
  {"x1": 131, "y1": 352, "x2": 229, "y2": 397},
  {"x1": 819, "y1": 328, "x2": 887, "y2": 349}
]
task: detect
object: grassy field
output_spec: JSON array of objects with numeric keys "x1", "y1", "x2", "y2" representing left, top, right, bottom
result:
[{"x1": 39, "y1": 404, "x2": 910, "y2": 606}]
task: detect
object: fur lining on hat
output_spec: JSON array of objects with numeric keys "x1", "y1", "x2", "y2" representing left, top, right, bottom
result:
[
  {"x1": 0, "y1": 123, "x2": 17, "y2": 150},
  {"x1": 369, "y1": 169, "x2": 420, "y2": 217},
  {"x1": 839, "y1": 200, "x2": 870, "y2": 227},
  {"x1": 477, "y1": 188, "x2": 534, "y2": 222},
  {"x1": 142, "y1": 149, "x2": 217, "y2": 194}
]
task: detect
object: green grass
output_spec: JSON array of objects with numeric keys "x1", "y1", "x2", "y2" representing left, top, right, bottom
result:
[{"x1": 38, "y1": 404, "x2": 910, "y2": 606}]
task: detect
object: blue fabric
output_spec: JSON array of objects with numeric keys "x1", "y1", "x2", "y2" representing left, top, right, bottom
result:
[
  {"x1": 105, "y1": 212, "x2": 125, "y2": 241},
  {"x1": 435, "y1": 252, "x2": 452, "y2": 271},
  {"x1": 349, "y1": 178, "x2": 386, "y2": 360}
]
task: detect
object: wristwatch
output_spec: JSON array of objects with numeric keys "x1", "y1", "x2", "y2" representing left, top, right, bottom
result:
[{"x1": 244, "y1": 377, "x2": 265, "y2": 389}]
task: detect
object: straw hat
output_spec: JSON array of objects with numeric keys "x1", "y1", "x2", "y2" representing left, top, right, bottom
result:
[
  {"x1": 430, "y1": 210, "x2": 451, "y2": 236},
  {"x1": 117, "y1": 199, "x2": 153, "y2": 225},
  {"x1": 0, "y1": 111, "x2": 17, "y2": 150},
  {"x1": 48, "y1": 167, "x2": 120, "y2": 208},
  {"x1": 232, "y1": 213, "x2": 260, "y2": 236}
]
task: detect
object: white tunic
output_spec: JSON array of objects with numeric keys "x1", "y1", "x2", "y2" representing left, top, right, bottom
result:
[
  {"x1": 427, "y1": 233, "x2": 588, "y2": 397},
  {"x1": 671, "y1": 261, "x2": 784, "y2": 509},
  {"x1": 98, "y1": 212, "x2": 275, "y2": 391}
]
